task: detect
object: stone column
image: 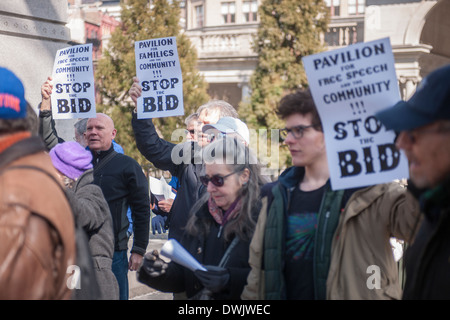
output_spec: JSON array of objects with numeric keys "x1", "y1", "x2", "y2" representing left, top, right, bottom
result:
[
  {"x1": 0, "y1": 0, "x2": 74, "y2": 141},
  {"x1": 399, "y1": 76, "x2": 420, "y2": 101}
]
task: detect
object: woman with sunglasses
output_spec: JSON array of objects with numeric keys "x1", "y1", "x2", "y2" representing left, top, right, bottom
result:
[{"x1": 137, "y1": 137, "x2": 268, "y2": 299}]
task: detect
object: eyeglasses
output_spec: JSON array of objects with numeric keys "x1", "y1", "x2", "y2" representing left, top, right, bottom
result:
[
  {"x1": 185, "y1": 129, "x2": 195, "y2": 135},
  {"x1": 280, "y1": 124, "x2": 316, "y2": 140},
  {"x1": 200, "y1": 171, "x2": 239, "y2": 187}
]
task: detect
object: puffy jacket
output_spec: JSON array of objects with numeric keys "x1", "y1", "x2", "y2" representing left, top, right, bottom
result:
[
  {"x1": 0, "y1": 135, "x2": 76, "y2": 299},
  {"x1": 132, "y1": 112, "x2": 205, "y2": 241},
  {"x1": 242, "y1": 166, "x2": 355, "y2": 300}
]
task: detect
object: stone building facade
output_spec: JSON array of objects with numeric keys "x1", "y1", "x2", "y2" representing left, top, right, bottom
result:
[
  {"x1": 0, "y1": 0, "x2": 73, "y2": 139},
  {"x1": 184, "y1": 0, "x2": 450, "y2": 106}
]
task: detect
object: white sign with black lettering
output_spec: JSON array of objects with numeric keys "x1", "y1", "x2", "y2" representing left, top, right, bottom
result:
[
  {"x1": 135, "y1": 36, "x2": 184, "y2": 119},
  {"x1": 51, "y1": 43, "x2": 96, "y2": 119},
  {"x1": 302, "y1": 37, "x2": 409, "y2": 190}
]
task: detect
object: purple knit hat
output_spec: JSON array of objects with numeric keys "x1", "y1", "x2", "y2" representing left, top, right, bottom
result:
[{"x1": 49, "y1": 141, "x2": 93, "y2": 180}]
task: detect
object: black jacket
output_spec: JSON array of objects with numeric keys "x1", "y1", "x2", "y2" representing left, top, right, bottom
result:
[
  {"x1": 131, "y1": 112, "x2": 205, "y2": 241},
  {"x1": 402, "y1": 178, "x2": 450, "y2": 299},
  {"x1": 91, "y1": 144, "x2": 150, "y2": 255},
  {"x1": 138, "y1": 201, "x2": 255, "y2": 299}
]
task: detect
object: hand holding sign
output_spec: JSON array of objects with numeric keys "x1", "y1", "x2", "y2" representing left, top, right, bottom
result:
[{"x1": 40, "y1": 76, "x2": 53, "y2": 111}]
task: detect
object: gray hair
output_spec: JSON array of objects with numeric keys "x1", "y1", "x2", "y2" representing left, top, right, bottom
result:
[
  {"x1": 186, "y1": 137, "x2": 267, "y2": 242},
  {"x1": 74, "y1": 118, "x2": 88, "y2": 135},
  {"x1": 184, "y1": 112, "x2": 198, "y2": 126},
  {"x1": 0, "y1": 103, "x2": 37, "y2": 135},
  {"x1": 196, "y1": 100, "x2": 238, "y2": 119}
]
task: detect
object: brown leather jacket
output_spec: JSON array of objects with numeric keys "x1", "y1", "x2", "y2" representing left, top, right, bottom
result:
[{"x1": 0, "y1": 135, "x2": 76, "y2": 299}]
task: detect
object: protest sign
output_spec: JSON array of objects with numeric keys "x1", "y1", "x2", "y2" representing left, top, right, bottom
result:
[
  {"x1": 302, "y1": 37, "x2": 409, "y2": 190},
  {"x1": 51, "y1": 43, "x2": 96, "y2": 119},
  {"x1": 135, "y1": 36, "x2": 184, "y2": 119}
]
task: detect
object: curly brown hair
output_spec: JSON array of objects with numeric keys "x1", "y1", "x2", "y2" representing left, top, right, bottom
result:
[{"x1": 276, "y1": 89, "x2": 323, "y2": 131}]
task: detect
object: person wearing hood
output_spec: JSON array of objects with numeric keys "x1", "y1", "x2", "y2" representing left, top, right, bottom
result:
[{"x1": 50, "y1": 141, "x2": 119, "y2": 300}]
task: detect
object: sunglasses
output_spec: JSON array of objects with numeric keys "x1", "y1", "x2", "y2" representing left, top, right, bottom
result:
[{"x1": 200, "y1": 171, "x2": 239, "y2": 187}]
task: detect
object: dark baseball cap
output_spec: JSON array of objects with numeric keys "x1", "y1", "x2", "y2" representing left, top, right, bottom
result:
[{"x1": 376, "y1": 64, "x2": 450, "y2": 131}]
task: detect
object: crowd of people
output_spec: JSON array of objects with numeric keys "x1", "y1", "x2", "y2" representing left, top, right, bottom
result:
[{"x1": 0, "y1": 63, "x2": 449, "y2": 300}]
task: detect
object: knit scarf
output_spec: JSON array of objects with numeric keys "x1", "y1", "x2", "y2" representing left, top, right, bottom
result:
[
  {"x1": 0, "y1": 131, "x2": 31, "y2": 154},
  {"x1": 208, "y1": 196, "x2": 242, "y2": 226}
]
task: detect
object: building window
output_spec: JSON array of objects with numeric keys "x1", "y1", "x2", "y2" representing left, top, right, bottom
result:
[
  {"x1": 221, "y1": 2, "x2": 236, "y2": 24},
  {"x1": 195, "y1": 4, "x2": 204, "y2": 28},
  {"x1": 243, "y1": 0, "x2": 257, "y2": 22},
  {"x1": 348, "y1": 0, "x2": 365, "y2": 15},
  {"x1": 325, "y1": 0, "x2": 340, "y2": 16}
]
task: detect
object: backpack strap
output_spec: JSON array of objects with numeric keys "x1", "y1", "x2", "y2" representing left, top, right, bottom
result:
[
  {"x1": 218, "y1": 237, "x2": 240, "y2": 268},
  {"x1": 0, "y1": 164, "x2": 66, "y2": 194},
  {"x1": 93, "y1": 150, "x2": 118, "y2": 172}
]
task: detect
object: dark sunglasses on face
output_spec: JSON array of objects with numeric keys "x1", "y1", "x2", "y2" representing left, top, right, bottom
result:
[{"x1": 200, "y1": 171, "x2": 239, "y2": 187}]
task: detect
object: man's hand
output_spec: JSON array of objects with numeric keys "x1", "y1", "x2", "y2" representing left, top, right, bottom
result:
[
  {"x1": 128, "y1": 252, "x2": 143, "y2": 271},
  {"x1": 129, "y1": 77, "x2": 142, "y2": 105},
  {"x1": 158, "y1": 199, "x2": 174, "y2": 213},
  {"x1": 40, "y1": 76, "x2": 53, "y2": 111}
]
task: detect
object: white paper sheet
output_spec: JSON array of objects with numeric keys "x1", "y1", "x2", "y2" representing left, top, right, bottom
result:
[
  {"x1": 149, "y1": 176, "x2": 176, "y2": 200},
  {"x1": 160, "y1": 239, "x2": 207, "y2": 272}
]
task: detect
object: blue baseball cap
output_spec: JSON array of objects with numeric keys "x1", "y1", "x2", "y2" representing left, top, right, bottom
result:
[
  {"x1": 0, "y1": 67, "x2": 26, "y2": 119},
  {"x1": 376, "y1": 64, "x2": 450, "y2": 131}
]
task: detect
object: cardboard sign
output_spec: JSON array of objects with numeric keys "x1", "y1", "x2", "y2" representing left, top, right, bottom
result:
[
  {"x1": 51, "y1": 43, "x2": 96, "y2": 119},
  {"x1": 302, "y1": 37, "x2": 409, "y2": 190},
  {"x1": 135, "y1": 36, "x2": 184, "y2": 119}
]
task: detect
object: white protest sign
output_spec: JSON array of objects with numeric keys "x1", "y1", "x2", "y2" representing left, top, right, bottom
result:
[
  {"x1": 302, "y1": 37, "x2": 409, "y2": 190},
  {"x1": 51, "y1": 43, "x2": 96, "y2": 119},
  {"x1": 135, "y1": 36, "x2": 184, "y2": 119}
]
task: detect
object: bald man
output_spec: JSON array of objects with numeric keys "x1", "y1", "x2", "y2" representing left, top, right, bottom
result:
[{"x1": 86, "y1": 113, "x2": 150, "y2": 300}]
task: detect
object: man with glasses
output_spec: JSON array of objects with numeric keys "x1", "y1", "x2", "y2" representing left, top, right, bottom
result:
[
  {"x1": 376, "y1": 64, "x2": 450, "y2": 299},
  {"x1": 242, "y1": 89, "x2": 420, "y2": 300},
  {"x1": 243, "y1": 89, "x2": 356, "y2": 300},
  {"x1": 184, "y1": 112, "x2": 198, "y2": 142}
]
